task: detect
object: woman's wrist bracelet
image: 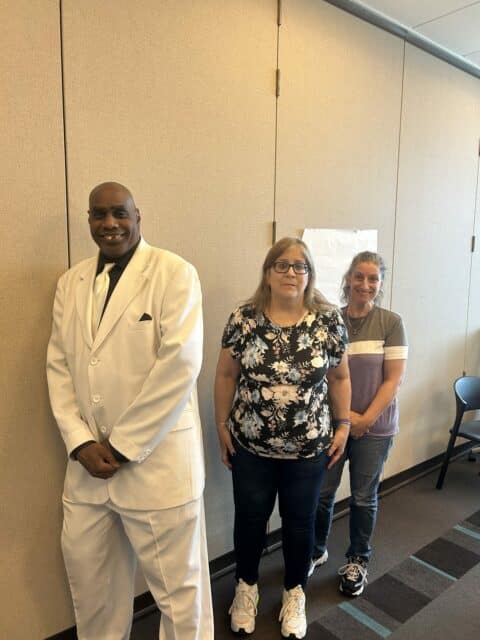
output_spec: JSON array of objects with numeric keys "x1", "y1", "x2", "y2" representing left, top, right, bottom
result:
[{"x1": 333, "y1": 418, "x2": 351, "y2": 428}]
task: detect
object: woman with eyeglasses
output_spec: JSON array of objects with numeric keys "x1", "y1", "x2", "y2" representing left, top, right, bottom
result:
[
  {"x1": 214, "y1": 237, "x2": 351, "y2": 639},
  {"x1": 310, "y1": 251, "x2": 408, "y2": 598}
]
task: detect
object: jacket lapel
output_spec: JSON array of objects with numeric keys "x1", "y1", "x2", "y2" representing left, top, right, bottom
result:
[
  {"x1": 75, "y1": 258, "x2": 97, "y2": 349},
  {"x1": 92, "y1": 240, "x2": 151, "y2": 352}
]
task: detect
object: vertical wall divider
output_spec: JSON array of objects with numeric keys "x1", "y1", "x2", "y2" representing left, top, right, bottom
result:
[
  {"x1": 272, "y1": 0, "x2": 282, "y2": 245},
  {"x1": 59, "y1": 0, "x2": 71, "y2": 268},
  {"x1": 390, "y1": 39, "x2": 406, "y2": 312}
]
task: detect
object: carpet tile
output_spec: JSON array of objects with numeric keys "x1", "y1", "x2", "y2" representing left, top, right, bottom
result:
[
  {"x1": 309, "y1": 621, "x2": 343, "y2": 639},
  {"x1": 311, "y1": 509, "x2": 480, "y2": 639},
  {"x1": 349, "y1": 594, "x2": 402, "y2": 633},
  {"x1": 443, "y1": 527, "x2": 480, "y2": 555},
  {"x1": 363, "y1": 573, "x2": 431, "y2": 623},
  {"x1": 466, "y1": 509, "x2": 480, "y2": 528},
  {"x1": 338, "y1": 602, "x2": 392, "y2": 638},
  {"x1": 413, "y1": 537, "x2": 480, "y2": 579},
  {"x1": 388, "y1": 556, "x2": 453, "y2": 600},
  {"x1": 316, "y1": 605, "x2": 385, "y2": 640},
  {"x1": 454, "y1": 523, "x2": 480, "y2": 541}
]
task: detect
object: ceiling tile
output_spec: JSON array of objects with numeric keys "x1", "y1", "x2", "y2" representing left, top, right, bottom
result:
[
  {"x1": 465, "y1": 50, "x2": 480, "y2": 64},
  {"x1": 416, "y1": 4, "x2": 480, "y2": 55},
  {"x1": 361, "y1": 1, "x2": 477, "y2": 27}
]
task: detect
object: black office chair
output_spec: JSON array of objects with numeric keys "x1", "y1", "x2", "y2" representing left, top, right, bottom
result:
[{"x1": 436, "y1": 376, "x2": 480, "y2": 489}]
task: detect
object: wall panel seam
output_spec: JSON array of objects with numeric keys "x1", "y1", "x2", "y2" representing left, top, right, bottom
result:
[
  {"x1": 59, "y1": 0, "x2": 71, "y2": 267},
  {"x1": 390, "y1": 40, "x2": 406, "y2": 311},
  {"x1": 272, "y1": 3, "x2": 281, "y2": 244}
]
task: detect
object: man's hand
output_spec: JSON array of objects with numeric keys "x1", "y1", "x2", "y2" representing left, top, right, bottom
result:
[
  {"x1": 350, "y1": 411, "x2": 371, "y2": 439},
  {"x1": 76, "y1": 442, "x2": 120, "y2": 479}
]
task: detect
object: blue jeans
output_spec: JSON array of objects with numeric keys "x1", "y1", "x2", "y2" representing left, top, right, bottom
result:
[
  {"x1": 231, "y1": 443, "x2": 329, "y2": 589},
  {"x1": 313, "y1": 435, "x2": 393, "y2": 562}
]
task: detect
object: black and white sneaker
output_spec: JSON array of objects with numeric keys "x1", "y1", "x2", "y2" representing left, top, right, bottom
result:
[
  {"x1": 338, "y1": 556, "x2": 368, "y2": 597},
  {"x1": 307, "y1": 549, "x2": 329, "y2": 577}
]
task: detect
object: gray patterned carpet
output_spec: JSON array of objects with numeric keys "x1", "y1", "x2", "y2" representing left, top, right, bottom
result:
[
  {"x1": 309, "y1": 510, "x2": 480, "y2": 639},
  {"x1": 131, "y1": 458, "x2": 480, "y2": 640}
]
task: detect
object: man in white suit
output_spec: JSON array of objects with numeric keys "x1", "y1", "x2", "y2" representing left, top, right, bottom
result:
[{"x1": 47, "y1": 182, "x2": 213, "y2": 639}]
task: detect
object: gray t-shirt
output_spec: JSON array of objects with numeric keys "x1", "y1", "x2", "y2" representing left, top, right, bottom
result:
[{"x1": 342, "y1": 306, "x2": 408, "y2": 437}]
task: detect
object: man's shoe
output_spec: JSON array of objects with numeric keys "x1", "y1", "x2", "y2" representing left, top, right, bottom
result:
[
  {"x1": 279, "y1": 585, "x2": 307, "y2": 639},
  {"x1": 338, "y1": 556, "x2": 368, "y2": 597},
  {"x1": 229, "y1": 579, "x2": 259, "y2": 635},
  {"x1": 307, "y1": 549, "x2": 329, "y2": 577}
]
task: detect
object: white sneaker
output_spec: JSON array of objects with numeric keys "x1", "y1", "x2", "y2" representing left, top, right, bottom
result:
[
  {"x1": 279, "y1": 585, "x2": 307, "y2": 639},
  {"x1": 307, "y1": 549, "x2": 329, "y2": 577},
  {"x1": 229, "y1": 579, "x2": 259, "y2": 635}
]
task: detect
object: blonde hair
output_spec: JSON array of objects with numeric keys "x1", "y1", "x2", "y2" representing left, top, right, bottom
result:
[{"x1": 247, "y1": 237, "x2": 332, "y2": 313}]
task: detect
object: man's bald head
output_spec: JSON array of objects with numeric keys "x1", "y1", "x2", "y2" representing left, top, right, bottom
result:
[
  {"x1": 88, "y1": 182, "x2": 141, "y2": 259},
  {"x1": 88, "y1": 182, "x2": 136, "y2": 209}
]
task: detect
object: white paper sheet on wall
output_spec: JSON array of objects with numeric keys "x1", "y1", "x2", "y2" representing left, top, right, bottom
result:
[{"x1": 302, "y1": 228, "x2": 378, "y2": 306}]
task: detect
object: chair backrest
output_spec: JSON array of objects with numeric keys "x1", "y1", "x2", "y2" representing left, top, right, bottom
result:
[{"x1": 454, "y1": 376, "x2": 480, "y2": 411}]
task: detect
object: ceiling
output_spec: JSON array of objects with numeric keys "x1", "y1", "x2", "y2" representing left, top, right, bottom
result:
[{"x1": 360, "y1": 0, "x2": 480, "y2": 68}]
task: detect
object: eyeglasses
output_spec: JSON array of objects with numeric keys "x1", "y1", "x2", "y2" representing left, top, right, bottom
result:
[{"x1": 272, "y1": 261, "x2": 309, "y2": 274}]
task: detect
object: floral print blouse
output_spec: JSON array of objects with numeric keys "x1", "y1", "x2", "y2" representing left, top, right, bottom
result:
[{"x1": 222, "y1": 304, "x2": 348, "y2": 459}]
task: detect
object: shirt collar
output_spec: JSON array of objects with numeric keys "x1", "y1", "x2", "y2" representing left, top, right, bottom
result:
[{"x1": 96, "y1": 238, "x2": 141, "y2": 275}]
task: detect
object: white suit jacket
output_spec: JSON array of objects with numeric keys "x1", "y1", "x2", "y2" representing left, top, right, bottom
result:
[{"x1": 47, "y1": 239, "x2": 205, "y2": 510}]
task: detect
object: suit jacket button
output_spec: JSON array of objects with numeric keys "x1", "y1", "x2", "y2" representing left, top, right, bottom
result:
[{"x1": 92, "y1": 395, "x2": 101, "y2": 403}]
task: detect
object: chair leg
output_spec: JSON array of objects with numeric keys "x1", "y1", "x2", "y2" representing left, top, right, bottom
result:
[{"x1": 436, "y1": 434, "x2": 457, "y2": 490}]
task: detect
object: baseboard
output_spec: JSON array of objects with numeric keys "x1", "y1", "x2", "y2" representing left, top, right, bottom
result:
[{"x1": 45, "y1": 442, "x2": 474, "y2": 638}]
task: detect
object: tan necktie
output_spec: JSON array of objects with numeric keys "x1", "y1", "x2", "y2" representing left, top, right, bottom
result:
[{"x1": 92, "y1": 263, "x2": 114, "y2": 337}]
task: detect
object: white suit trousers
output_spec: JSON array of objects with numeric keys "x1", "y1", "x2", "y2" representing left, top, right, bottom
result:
[{"x1": 61, "y1": 496, "x2": 214, "y2": 640}]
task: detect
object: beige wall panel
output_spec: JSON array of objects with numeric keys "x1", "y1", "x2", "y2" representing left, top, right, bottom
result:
[
  {"x1": 275, "y1": 0, "x2": 404, "y2": 308},
  {"x1": 0, "y1": 1, "x2": 69, "y2": 638},
  {"x1": 465, "y1": 116, "x2": 480, "y2": 375},
  {"x1": 386, "y1": 44, "x2": 479, "y2": 478},
  {"x1": 62, "y1": 0, "x2": 277, "y2": 561},
  {"x1": 275, "y1": 0, "x2": 403, "y2": 499}
]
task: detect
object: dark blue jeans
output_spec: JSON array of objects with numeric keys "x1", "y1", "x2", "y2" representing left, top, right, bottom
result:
[
  {"x1": 313, "y1": 435, "x2": 393, "y2": 562},
  {"x1": 231, "y1": 443, "x2": 329, "y2": 590}
]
